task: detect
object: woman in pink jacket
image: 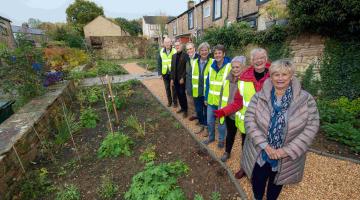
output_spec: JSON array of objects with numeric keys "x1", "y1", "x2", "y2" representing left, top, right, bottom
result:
[{"x1": 242, "y1": 59, "x2": 320, "y2": 200}]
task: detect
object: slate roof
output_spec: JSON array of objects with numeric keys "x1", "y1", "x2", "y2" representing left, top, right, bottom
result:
[
  {"x1": 143, "y1": 16, "x2": 175, "y2": 25},
  {"x1": 0, "y1": 16, "x2": 11, "y2": 22},
  {"x1": 11, "y1": 25, "x2": 44, "y2": 35}
]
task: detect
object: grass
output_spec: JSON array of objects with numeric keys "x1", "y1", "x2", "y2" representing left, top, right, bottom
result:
[
  {"x1": 55, "y1": 184, "x2": 80, "y2": 200},
  {"x1": 124, "y1": 115, "x2": 145, "y2": 137},
  {"x1": 55, "y1": 110, "x2": 81, "y2": 145},
  {"x1": 173, "y1": 122, "x2": 182, "y2": 129},
  {"x1": 139, "y1": 145, "x2": 156, "y2": 163},
  {"x1": 137, "y1": 58, "x2": 157, "y2": 71},
  {"x1": 97, "y1": 176, "x2": 119, "y2": 200}
]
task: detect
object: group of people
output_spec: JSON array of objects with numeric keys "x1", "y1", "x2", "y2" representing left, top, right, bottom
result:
[{"x1": 157, "y1": 38, "x2": 320, "y2": 200}]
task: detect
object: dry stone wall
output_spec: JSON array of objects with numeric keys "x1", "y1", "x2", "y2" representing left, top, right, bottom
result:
[{"x1": 0, "y1": 81, "x2": 75, "y2": 199}]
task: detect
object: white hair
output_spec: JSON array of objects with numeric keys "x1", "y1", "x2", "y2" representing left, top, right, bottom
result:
[
  {"x1": 198, "y1": 42, "x2": 211, "y2": 52},
  {"x1": 250, "y1": 48, "x2": 268, "y2": 61},
  {"x1": 231, "y1": 56, "x2": 246, "y2": 65}
]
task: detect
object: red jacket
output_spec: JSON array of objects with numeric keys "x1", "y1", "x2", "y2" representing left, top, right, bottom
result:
[{"x1": 221, "y1": 62, "x2": 271, "y2": 116}]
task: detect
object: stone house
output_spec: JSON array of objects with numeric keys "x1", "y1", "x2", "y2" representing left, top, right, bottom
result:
[
  {"x1": 11, "y1": 23, "x2": 46, "y2": 47},
  {"x1": 167, "y1": 0, "x2": 274, "y2": 41},
  {"x1": 0, "y1": 16, "x2": 16, "y2": 48},
  {"x1": 142, "y1": 16, "x2": 175, "y2": 44},
  {"x1": 84, "y1": 16, "x2": 130, "y2": 39}
]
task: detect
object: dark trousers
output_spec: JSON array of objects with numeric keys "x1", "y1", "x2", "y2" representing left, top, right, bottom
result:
[
  {"x1": 225, "y1": 117, "x2": 246, "y2": 154},
  {"x1": 162, "y1": 74, "x2": 177, "y2": 105},
  {"x1": 174, "y1": 79, "x2": 188, "y2": 112},
  {"x1": 251, "y1": 163, "x2": 283, "y2": 200},
  {"x1": 193, "y1": 96, "x2": 207, "y2": 126}
]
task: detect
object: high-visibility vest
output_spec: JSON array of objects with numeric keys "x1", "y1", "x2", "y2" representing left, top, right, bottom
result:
[
  {"x1": 219, "y1": 79, "x2": 232, "y2": 124},
  {"x1": 160, "y1": 48, "x2": 176, "y2": 75},
  {"x1": 191, "y1": 58, "x2": 213, "y2": 97},
  {"x1": 235, "y1": 81, "x2": 256, "y2": 133},
  {"x1": 207, "y1": 63, "x2": 231, "y2": 106}
]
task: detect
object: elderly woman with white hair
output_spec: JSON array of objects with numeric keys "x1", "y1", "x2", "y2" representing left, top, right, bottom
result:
[{"x1": 242, "y1": 59, "x2": 320, "y2": 200}]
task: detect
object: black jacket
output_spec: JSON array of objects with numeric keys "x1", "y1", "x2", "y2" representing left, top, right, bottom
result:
[{"x1": 170, "y1": 50, "x2": 188, "y2": 81}]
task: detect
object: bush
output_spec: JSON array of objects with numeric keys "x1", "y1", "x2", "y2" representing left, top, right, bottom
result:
[
  {"x1": 97, "y1": 132, "x2": 133, "y2": 158},
  {"x1": 319, "y1": 39, "x2": 360, "y2": 100},
  {"x1": 301, "y1": 63, "x2": 320, "y2": 96},
  {"x1": 80, "y1": 107, "x2": 99, "y2": 128},
  {"x1": 139, "y1": 145, "x2": 156, "y2": 163},
  {"x1": 288, "y1": 0, "x2": 360, "y2": 38},
  {"x1": 55, "y1": 110, "x2": 81, "y2": 145},
  {"x1": 56, "y1": 184, "x2": 81, "y2": 200},
  {"x1": 124, "y1": 161, "x2": 189, "y2": 200},
  {"x1": 95, "y1": 60, "x2": 127, "y2": 76},
  {"x1": 97, "y1": 176, "x2": 119, "y2": 200},
  {"x1": 107, "y1": 96, "x2": 126, "y2": 112},
  {"x1": 19, "y1": 168, "x2": 55, "y2": 200},
  {"x1": 322, "y1": 122, "x2": 360, "y2": 153}
]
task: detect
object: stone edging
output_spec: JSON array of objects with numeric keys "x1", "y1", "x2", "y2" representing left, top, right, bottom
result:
[
  {"x1": 141, "y1": 81, "x2": 248, "y2": 200},
  {"x1": 309, "y1": 148, "x2": 360, "y2": 165}
]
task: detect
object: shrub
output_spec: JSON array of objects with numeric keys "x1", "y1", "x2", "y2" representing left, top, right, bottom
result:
[
  {"x1": 322, "y1": 122, "x2": 360, "y2": 153},
  {"x1": 125, "y1": 115, "x2": 145, "y2": 137},
  {"x1": 55, "y1": 184, "x2": 81, "y2": 200},
  {"x1": 194, "y1": 194, "x2": 204, "y2": 200},
  {"x1": 55, "y1": 110, "x2": 81, "y2": 145},
  {"x1": 80, "y1": 107, "x2": 99, "y2": 128},
  {"x1": 107, "y1": 96, "x2": 126, "y2": 112},
  {"x1": 211, "y1": 192, "x2": 221, "y2": 200},
  {"x1": 139, "y1": 145, "x2": 156, "y2": 163},
  {"x1": 95, "y1": 60, "x2": 127, "y2": 76},
  {"x1": 301, "y1": 63, "x2": 320, "y2": 96},
  {"x1": 319, "y1": 39, "x2": 360, "y2": 100},
  {"x1": 86, "y1": 86, "x2": 102, "y2": 104},
  {"x1": 97, "y1": 176, "x2": 119, "y2": 200},
  {"x1": 98, "y1": 132, "x2": 133, "y2": 158},
  {"x1": 124, "y1": 161, "x2": 189, "y2": 200},
  {"x1": 19, "y1": 168, "x2": 55, "y2": 200}
]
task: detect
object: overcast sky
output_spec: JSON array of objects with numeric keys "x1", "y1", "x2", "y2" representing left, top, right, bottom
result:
[{"x1": 1, "y1": 0, "x2": 190, "y2": 25}]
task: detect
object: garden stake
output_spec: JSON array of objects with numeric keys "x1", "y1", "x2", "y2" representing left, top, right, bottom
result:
[
  {"x1": 26, "y1": 116, "x2": 57, "y2": 164},
  {"x1": 106, "y1": 75, "x2": 120, "y2": 125},
  {"x1": 61, "y1": 100, "x2": 81, "y2": 163},
  {"x1": 102, "y1": 90, "x2": 114, "y2": 135},
  {"x1": 12, "y1": 146, "x2": 26, "y2": 174}
]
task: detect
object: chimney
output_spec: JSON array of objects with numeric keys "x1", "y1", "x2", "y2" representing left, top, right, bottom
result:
[{"x1": 188, "y1": 0, "x2": 195, "y2": 9}]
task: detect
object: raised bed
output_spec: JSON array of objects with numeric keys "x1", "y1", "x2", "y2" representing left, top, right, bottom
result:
[{"x1": 11, "y1": 82, "x2": 241, "y2": 200}]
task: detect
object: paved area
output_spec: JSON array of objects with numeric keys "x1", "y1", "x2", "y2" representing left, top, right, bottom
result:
[{"x1": 123, "y1": 62, "x2": 360, "y2": 200}]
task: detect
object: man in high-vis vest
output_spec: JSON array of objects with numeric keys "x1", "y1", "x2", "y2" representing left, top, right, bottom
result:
[
  {"x1": 203, "y1": 44, "x2": 231, "y2": 148},
  {"x1": 213, "y1": 48, "x2": 271, "y2": 179},
  {"x1": 188, "y1": 42, "x2": 212, "y2": 132},
  {"x1": 157, "y1": 37, "x2": 177, "y2": 107}
]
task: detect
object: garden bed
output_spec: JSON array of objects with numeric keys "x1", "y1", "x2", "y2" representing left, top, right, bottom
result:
[{"x1": 13, "y1": 82, "x2": 240, "y2": 200}]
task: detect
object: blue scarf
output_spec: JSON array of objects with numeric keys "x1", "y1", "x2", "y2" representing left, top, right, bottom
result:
[{"x1": 261, "y1": 85, "x2": 292, "y2": 168}]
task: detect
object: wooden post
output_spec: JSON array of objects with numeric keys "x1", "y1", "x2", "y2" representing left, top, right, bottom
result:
[
  {"x1": 102, "y1": 90, "x2": 114, "y2": 135},
  {"x1": 106, "y1": 75, "x2": 120, "y2": 124}
]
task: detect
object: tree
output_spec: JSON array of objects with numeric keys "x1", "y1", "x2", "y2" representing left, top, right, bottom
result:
[
  {"x1": 114, "y1": 17, "x2": 142, "y2": 36},
  {"x1": 27, "y1": 18, "x2": 42, "y2": 28},
  {"x1": 66, "y1": 0, "x2": 104, "y2": 33},
  {"x1": 153, "y1": 13, "x2": 169, "y2": 44}
]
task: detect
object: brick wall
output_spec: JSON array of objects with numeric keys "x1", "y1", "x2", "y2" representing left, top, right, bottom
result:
[
  {"x1": 90, "y1": 36, "x2": 148, "y2": 59},
  {"x1": 0, "y1": 81, "x2": 76, "y2": 199}
]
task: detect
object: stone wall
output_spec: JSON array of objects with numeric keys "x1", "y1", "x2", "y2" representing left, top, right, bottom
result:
[
  {"x1": 90, "y1": 36, "x2": 148, "y2": 60},
  {"x1": 0, "y1": 81, "x2": 75, "y2": 199}
]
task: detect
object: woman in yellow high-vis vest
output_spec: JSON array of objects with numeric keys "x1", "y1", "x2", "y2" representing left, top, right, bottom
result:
[{"x1": 214, "y1": 56, "x2": 247, "y2": 162}]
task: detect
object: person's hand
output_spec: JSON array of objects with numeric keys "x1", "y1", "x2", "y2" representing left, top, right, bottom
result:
[
  {"x1": 213, "y1": 109, "x2": 225, "y2": 118},
  {"x1": 275, "y1": 148, "x2": 287, "y2": 159},
  {"x1": 204, "y1": 101, "x2": 208, "y2": 106},
  {"x1": 179, "y1": 78, "x2": 184, "y2": 85},
  {"x1": 170, "y1": 80, "x2": 174, "y2": 87},
  {"x1": 265, "y1": 145, "x2": 279, "y2": 160}
]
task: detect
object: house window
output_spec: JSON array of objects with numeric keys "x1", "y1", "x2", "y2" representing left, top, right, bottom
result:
[
  {"x1": 173, "y1": 24, "x2": 177, "y2": 35},
  {"x1": 256, "y1": 0, "x2": 270, "y2": 5},
  {"x1": 213, "y1": 0, "x2": 222, "y2": 20},
  {"x1": 203, "y1": 5, "x2": 210, "y2": 18},
  {"x1": 188, "y1": 11, "x2": 194, "y2": 30},
  {"x1": 247, "y1": 19, "x2": 257, "y2": 28},
  {"x1": 0, "y1": 25, "x2": 8, "y2": 36}
]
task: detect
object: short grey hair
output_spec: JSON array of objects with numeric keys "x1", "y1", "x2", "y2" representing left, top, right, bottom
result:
[
  {"x1": 186, "y1": 42, "x2": 195, "y2": 49},
  {"x1": 270, "y1": 59, "x2": 295, "y2": 75},
  {"x1": 198, "y1": 42, "x2": 211, "y2": 52},
  {"x1": 231, "y1": 56, "x2": 246, "y2": 65},
  {"x1": 250, "y1": 48, "x2": 268, "y2": 61}
]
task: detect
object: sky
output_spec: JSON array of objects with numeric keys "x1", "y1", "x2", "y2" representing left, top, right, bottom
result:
[{"x1": 1, "y1": 0, "x2": 190, "y2": 25}]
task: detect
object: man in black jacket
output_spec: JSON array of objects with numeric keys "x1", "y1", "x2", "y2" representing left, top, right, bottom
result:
[{"x1": 171, "y1": 41, "x2": 188, "y2": 118}]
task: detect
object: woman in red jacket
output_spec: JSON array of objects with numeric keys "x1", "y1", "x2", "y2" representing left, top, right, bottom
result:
[{"x1": 214, "y1": 48, "x2": 270, "y2": 178}]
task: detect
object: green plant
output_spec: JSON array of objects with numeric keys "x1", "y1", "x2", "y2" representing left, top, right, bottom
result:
[
  {"x1": 211, "y1": 192, "x2": 221, "y2": 200},
  {"x1": 97, "y1": 176, "x2": 119, "y2": 199},
  {"x1": 86, "y1": 86, "x2": 102, "y2": 104},
  {"x1": 95, "y1": 60, "x2": 127, "y2": 76},
  {"x1": 19, "y1": 168, "x2": 55, "y2": 200},
  {"x1": 259, "y1": 0, "x2": 289, "y2": 21},
  {"x1": 124, "y1": 161, "x2": 189, "y2": 200},
  {"x1": 160, "y1": 111, "x2": 171, "y2": 118},
  {"x1": 125, "y1": 115, "x2": 145, "y2": 137},
  {"x1": 107, "y1": 96, "x2": 126, "y2": 112},
  {"x1": 80, "y1": 107, "x2": 99, "y2": 128},
  {"x1": 55, "y1": 110, "x2": 81, "y2": 145},
  {"x1": 322, "y1": 122, "x2": 360, "y2": 153},
  {"x1": 56, "y1": 184, "x2": 81, "y2": 200},
  {"x1": 301, "y1": 63, "x2": 320, "y2": 96},
  {"x1": 173, "y1": 122, "x2": 181, "y2": 129},
  {"x1": 139, "y1": 145, "x2": 156, "y2": 163},
  {"x1": 98, "y1": 131, "x2": 133, "y2": 158},
  {"x1": 57, "y1": 159, "x2": 79, "y2": 177},
  {"x1": 194, "y1": 194, "x2": 204, "y2": 200}
]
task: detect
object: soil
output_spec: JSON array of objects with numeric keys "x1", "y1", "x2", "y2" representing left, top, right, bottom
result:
[
  {"x1": 20, "y1": 83, "x2": 240, "y2": 200},
  {"x1": 311, "y1": 130, "x2": 360, "y2": 161}
]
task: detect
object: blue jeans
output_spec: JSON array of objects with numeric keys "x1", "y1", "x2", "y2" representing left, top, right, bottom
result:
[
  {"x1": 193, "y1": 96, "x2": 207, "y2": 126},
  {"x1": 207, "y1": 105, "x2": 226, "y2": 142}
]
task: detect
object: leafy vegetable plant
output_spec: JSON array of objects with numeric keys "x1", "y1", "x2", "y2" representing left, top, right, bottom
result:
[{"x1": 98, "y1": 132, "x2": 133, "y2": 158}]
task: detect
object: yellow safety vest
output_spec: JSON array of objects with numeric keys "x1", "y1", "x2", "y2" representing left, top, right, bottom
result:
[
  {"x1": 191, "y1": 58, "x2": 213, "y2": 97},
  {"x1": 160, "y1": 48, "x2": 176, "y2": 75},
  {"x1": 207, "y1": 63, "x2": 231, "y2": 106},
  {"x1": 235, "y1": 81, "x2": 256, "y2": 133}
]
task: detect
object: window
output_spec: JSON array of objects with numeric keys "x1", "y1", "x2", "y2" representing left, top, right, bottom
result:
[
  {"x1": 256, "y1": 0, "x2": 270, "y2": 5},
  {"x1": 213, "y1": 0, "x2": 222, "y2": 20},
  {"x1": 203, "y1": 5, "x2": 210, "y2": 18},
  {"x1": 173, "y1": 24, "x2": 177, "y2": 35},
  {"x1": 188, "y1": 11, "x2": 194, "y2": 30}
]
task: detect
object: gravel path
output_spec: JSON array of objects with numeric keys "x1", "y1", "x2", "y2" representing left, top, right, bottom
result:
[{"x1": 123, "y1": 62, "x2": 360, "y2": 200}]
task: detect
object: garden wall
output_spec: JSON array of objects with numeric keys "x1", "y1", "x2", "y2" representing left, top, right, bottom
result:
[
  {"x1": 89, "y1": 36, "x2": 148, "y2": 59},
  {"x1": 0, "y1": 81, "x2": 75, "y2": 199}
]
